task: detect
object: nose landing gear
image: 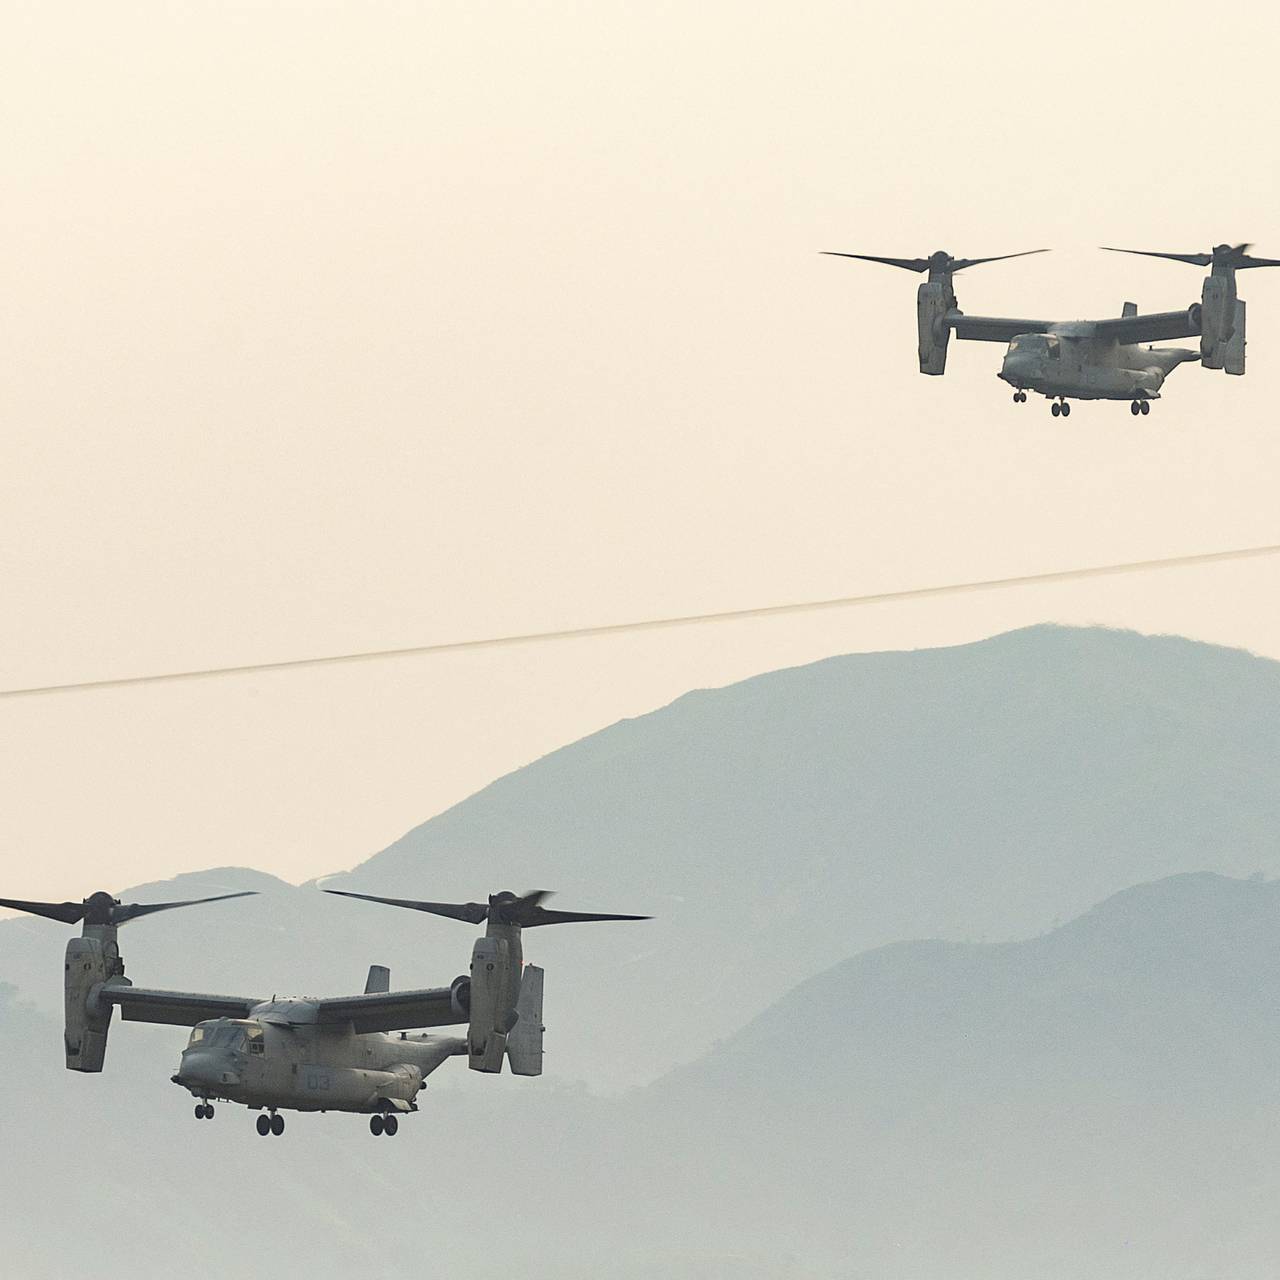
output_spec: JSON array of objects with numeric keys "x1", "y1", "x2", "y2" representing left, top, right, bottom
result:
[
  {"x1": 1130, "y1": 399, "x2": 1151, "y2": 416},
  {"x1": 1012, "y1": 390, "x2": 1027, "y2": 403},
  {"x1": 194, "y1": 1102, "x2": 215, "y2": 1120}
]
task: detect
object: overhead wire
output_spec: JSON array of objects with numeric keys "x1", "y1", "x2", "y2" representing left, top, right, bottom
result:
[{"x1": 2, "y1": 539, "x2": 1279, "y2": 701}]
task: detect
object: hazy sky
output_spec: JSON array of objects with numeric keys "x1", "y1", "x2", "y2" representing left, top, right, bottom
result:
[{"x1": 4, "y1": 0, "x2": 1280, "y2": 904}]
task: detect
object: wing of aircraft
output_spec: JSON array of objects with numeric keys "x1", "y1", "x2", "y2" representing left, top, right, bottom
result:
[
  {"x1": 101, "y1": 980, "x2": 467, "y2": 1033},
  {"x1": 948, "y1": 307, "x2": 1202, "y2": 345},
  {"x1": 947, "y1": 314, "x2": 1056, "y2": 343},
  {"x1": 308, "y1": 986, "x2": 466, "y2": 1034},
  {"x1": 100, "y1": 981, "x2": 262, "y2": 1026},
  {"x1": 1084, "y1": 308, "x2": 1202, "y2": 343}
]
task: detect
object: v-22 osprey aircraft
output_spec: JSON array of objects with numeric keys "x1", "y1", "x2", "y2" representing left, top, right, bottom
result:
[
  {"x1": 0, "y1": 885, "x2": 646, "y2": 1137},
  {"x1": 824, "y1": 243, "x2": 1280, "y2": 415}
]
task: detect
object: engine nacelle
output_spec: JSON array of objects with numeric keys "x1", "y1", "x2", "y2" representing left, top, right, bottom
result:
[
  {"x1": 1200, "y1": 275, "x2": 1238, "y2": 369},
  {"x1": 466, "y1": 936, "x2": 510, "y2": 1073},
  {"x1": 64, "y1": 937, "x2": 114, "y2": 1072},
  {"x1": 916, "y1": 280, "x2": 952, "y2": 375},
  {"x1": 449, "y1": 974, "x2": 471, "y2": 1019}
]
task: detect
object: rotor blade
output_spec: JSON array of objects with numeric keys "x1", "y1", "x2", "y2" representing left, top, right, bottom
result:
[
  {"x1": 0, "y1": 896, "x2": 85, "y2": 924},
  {"x1": 1235, "y1": 254, "x2": 1280, "y2": 269},
  {"x1": 323, "y1": 890, "x2": 490, "y2": 925},
  {"x1": 510, "y1": 889, "x2": 553, "y2": 913},
  {"x1": 497, "y1": 889, "x2": 556, "y2": 925},
  {"x1": 820, "y1": 252, "x2": 929, "y2": 272},
  {"x1": 111, "y1": 891, "x2": 257, "y2": 924},
  {"x1": 950, "y1": 249, "x2": 1050, "y2": 271},
  {"x1": 519, "y1": 907, "x2": 652, "y2": 928},
  {"x1": 1100, "y1": 247, "x2": 1212, "y2": 266}
]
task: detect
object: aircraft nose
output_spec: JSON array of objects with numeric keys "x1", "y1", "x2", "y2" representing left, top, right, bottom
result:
[
  {"x1": 1000, "y1": 352, "x2": 1033, "y2": 383},
  {"x1": 176, "y1": 1050, "x2": 241, "y2": 1089}
]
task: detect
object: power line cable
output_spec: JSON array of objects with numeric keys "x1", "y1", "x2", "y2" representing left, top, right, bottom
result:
[{"x1": 3, "y1": 540, "x2": 1279, "y2": 701}]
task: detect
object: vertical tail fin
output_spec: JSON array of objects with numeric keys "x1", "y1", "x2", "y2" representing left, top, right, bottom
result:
[
  {"x1": 507, "y1": 966, "x2": 544, "y2": 1077},
  {"x1": 364, "y1": 964, "x2": 391, "y2": 994},
  {"x1": 1224, "y1": 299, "x2": 1246, "y2": 374}
]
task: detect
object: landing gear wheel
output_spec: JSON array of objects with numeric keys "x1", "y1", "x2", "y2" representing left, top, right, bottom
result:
[
  {"x1": 195, "y1": 1104, "x2": 206, "y2": 1120},
  {"x1": 1131, "y1": 400, "x2": 1142, "y2": 415},
  {"x1": 370, "y1": 1115, "x2": 385, "y2": 1136},
  {"x1": 1140, "y1": 400, "x2": 1150, "y2": 415},
  {"x1": 270, "y1": 1113, "x2": 285, "y2": 1136},
  {"x1": 256, "y1": 1114, "x2": 271, "y2": 1136},
  {"x1": 1060, "y1": 401, "x2": 1071, "y2": 417},
  {"x1": 384, "y1": 1115, "x2": 399, "y2": 1136},
  {"x1": 1051, "y1": 402, "x2": 1061, "y2": 417}
]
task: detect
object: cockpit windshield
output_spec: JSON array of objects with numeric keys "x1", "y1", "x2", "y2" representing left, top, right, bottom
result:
[
  {"x1": 1009, "y1": 334, "x2": 1061, "y2": 358},
  {"x1": 186, "y1": 1021, "x2": 264, "y2": 1053}
]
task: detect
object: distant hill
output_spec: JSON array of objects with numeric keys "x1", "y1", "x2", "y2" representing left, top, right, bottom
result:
[
  {"x1": 7, "y1": 624, "x2": 1280, "y2": 1085},
  {"x1": 7, "y1": 874, "x2": 1280, "y2": 1278},
  {"x1": 625, "y1": 871, "x2": 1280, "y2": 1277},
  {"x1": 665, "y1": 870, "x2": 1280, "y2": 1105},
  {"x1": 325, "y1": 623, "x2": 1280, "y2": 1079}
]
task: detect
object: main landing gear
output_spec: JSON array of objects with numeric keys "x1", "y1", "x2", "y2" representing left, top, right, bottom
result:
[
  {"x1": 370, "y1": 1113, "x2": 400, "y2": 1137},
  {"x1": 255, "y1": 1111, "x2": 285, "y2": 1136},
  {"x1": 1050, "y1": 398, "x2": 1071, "y2": 418},
  {"x1": 194, "y1": 1102, "x2": 215, "y2": 1120},
  {"x1": 1130, "y1": 399, "x2": 1151, "y2": 416}
]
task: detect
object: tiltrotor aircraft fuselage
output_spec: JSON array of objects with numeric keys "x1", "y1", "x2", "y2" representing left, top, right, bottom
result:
[
  {"x1": 2, "y1": 886, "x2": 645, "y2": 1138},
  {"x1": 824, "y1": 243, "x2": 1279, "y2": 416}
]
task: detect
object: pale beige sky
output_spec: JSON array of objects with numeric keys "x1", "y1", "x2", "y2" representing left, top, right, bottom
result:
[{"x1": 4, "y1": 0, "x2": 1280, "y2": 904}]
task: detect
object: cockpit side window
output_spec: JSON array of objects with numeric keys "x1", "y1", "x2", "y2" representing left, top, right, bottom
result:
[
  {"x1": 1046, "y1": 335, "x2": 1061, "y2": 360},
  {"x1": 187, "y1": 1026, "x2": 206, "y2": 1048},
  {"x1": 246, "y1": 1024, "x2": 265, "y2": 1055}
]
